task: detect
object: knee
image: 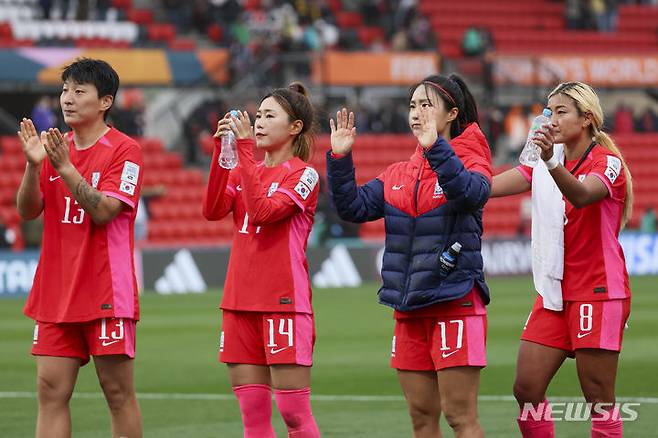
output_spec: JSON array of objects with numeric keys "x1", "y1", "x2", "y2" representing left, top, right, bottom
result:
[
  {"x1": 513, "y1": 378, "x2": 540, "y2": 404},
  {"x1": 100, "y1": 380, "x2": 132, "y2": 413},
  {"x1": 36, "y1": 374, "x2": 73, "y2": 405},
  {"x1": 580, "y1": 377, "x2": 612, "y2": 403},
  {"x1": 441, "y1": 400, "x2": 476, "y2": 431},
  {"x1": 407, "y1": 402, "x2": 438, "y2": 430}
]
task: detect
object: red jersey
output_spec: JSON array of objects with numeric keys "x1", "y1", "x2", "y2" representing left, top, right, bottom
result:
[
  {"x1": 24, "y1": 128, "x2": 143, "y2": 323},
  {"x1": 517, "y1": 144, "x2": 630, "y2": 301},
  {"x1": 203, "y1": 138, "x2": 319, "y2": 314}
]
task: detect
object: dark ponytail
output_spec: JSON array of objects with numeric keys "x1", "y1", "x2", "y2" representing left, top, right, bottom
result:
[
  {"x1": 410, "y1": 74, "x2": 479, "y2": 138},
  {"x1": 261, "y1": 81, "x2": 316, "y2": 162}
]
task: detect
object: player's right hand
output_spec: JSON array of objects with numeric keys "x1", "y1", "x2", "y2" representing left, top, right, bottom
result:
[
  {"x1": 330, "y1": 108, "x2": 356, "y2": 155},
  {"x1": 17, "y1": 118, "x2": 47, "y2": 165}
]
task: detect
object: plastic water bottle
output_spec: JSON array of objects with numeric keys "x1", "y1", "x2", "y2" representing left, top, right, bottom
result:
[
  {"x1": 438, "y1": 242, "x2": 462, "y2": 279},
  {"x1": 219, "y1": 110, "x2": 239, "y2": 169},
  {"x1": 519, "y1": 108, "x2": 552, "y2": 167}
]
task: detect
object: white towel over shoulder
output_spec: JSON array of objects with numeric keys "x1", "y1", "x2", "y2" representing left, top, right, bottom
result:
[{"x1": 531, "y1": 144, "x2": 565, "y2": 311}]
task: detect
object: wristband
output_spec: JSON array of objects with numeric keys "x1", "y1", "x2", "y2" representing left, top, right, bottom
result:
[{"x1": 544, "y1": 153, "x2": 559, "y2": 170}]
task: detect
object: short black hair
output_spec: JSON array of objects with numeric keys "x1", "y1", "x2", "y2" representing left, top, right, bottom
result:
[{"x1": 61, "y1": 58, "x2": 120, "y2": 121}]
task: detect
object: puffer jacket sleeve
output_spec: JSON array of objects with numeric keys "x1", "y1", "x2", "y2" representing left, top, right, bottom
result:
[
  {"x1": 424, "y1": 137, "x2": 491, "y2": 211},
  {"x1": 326, "y1": 151, "x2": 385, "y2": 223}
]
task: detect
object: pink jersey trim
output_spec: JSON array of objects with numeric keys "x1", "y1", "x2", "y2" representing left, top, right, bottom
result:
[
  {"x1": 99, "y1": 135, "x2": 113, "y2": 147},
  {"x1": 123, "y1": 318, "x2": 137, "y2": 358},
  {"x1": 289, "y1": 213, "x2": 313, "y2": 314},
  {"x1": 599, "y1": 197, "x2": 626, "y2": 299},
  {"x1": 282, "y1": 161, "x2": 292, "y2": 170},
  {"x1": 104, "y1": 191, "x2": 135, "y2": 209},
  {"x1": 294, "y1": 313, "x2": 313, "y2": 366},
  {"x1": 473, "y1": 288, "x2": 487, "y2": 315},
  {"x1": 225, "y1": 185, "x2": 237, "y2": 196},
  {"x1": 515, "y1": 166, "x2": 532, "y2": 184},
  {"x1": 278, "y1": 188, "x2": 305, "y2": 211},
  {"x1": 600, "y1": 300, "x2": 622, "y2": 351},
  {"x1": 466, "y1": 316, "x2": 487, "y2": 367},
  {"x1": 106, "y1": 212, "x2": 136, "y2": 318}
]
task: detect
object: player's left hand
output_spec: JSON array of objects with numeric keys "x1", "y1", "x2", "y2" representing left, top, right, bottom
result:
[
  {"x1": 229, "y1": 110, "x2": 254, "y2": 141},
  {"x1": 532, "y1": 123, "x2": 556, "y2": 161},
  {"x1": 43, "y1": 128, "x2": 71, "y2": 172},
  {"x1": 417, "y1": 106, "x2": 439, "y2": 149}
]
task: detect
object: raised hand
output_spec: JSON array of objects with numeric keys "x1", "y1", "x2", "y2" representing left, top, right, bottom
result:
[
  {"x1": 532, "y1": 124, "x2": 556, "y2": 161},
  {"x1": 17, "y1": 118, "x2": 46, "y2": 165},
  {"x1": 417, "y1": 107, "x2": 438, "y2": 149},
  {"x1": 43, "y1": 128, "x2": 71, "y2": 172},
  {"x1": 330, "y1": 108, "x2": 356, "y2": 155}
]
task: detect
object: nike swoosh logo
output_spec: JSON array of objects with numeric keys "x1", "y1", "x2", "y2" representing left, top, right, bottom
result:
[
  {"x1": 270, "y1": 347, "x2": 289, "y2": 355},
  {"x1": 49, "y1": 176, "x2": 61, "y2": 181},
  {"x1": 236, "y1": 185, "x2": 242, "y2": 191},
  {"x1": 441, "y1": 350, "x2": 459, "y2": 358},
  {"x1": 392, "y1": 185, "x2": 404, "y2": 190},
  {"x1": 577, "y1": 332, "x2": 592, "y2": 339},
  {"x1": 101, "y1": 340, "x2": 121, "y2": 347}
]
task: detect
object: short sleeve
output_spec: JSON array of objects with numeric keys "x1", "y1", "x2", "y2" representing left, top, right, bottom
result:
[
  {"x1": 589, "y1": 153, "x2": 625, "y2": 201},
  {"x1": 515, "y1": 165, "x2": 533, "y2": 184},
  {"x1": 99, "y1": 141, "x2": 143, "y2": 209},
  {"x1": 276, "y1": 165, "x2": 320, "y2": 211}
]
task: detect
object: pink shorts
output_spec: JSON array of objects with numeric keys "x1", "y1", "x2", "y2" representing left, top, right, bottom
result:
[
  {"x1": 391, "y1": 314, "x2": 487, "y2": 371},
  {"x1": 219, "y1": 310, "x2": 315, "y2": 366},
  {"x1": 521, "y1": 295, "x2": 630, "y2": 355},
  {"x1": 31, "y1": 318, "x2": 136, "y2": 365}
]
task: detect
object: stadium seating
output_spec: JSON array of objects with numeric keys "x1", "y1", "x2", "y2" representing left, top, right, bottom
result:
[{"x1": 420, "y1": 0, "x2": 658, "y2": 58}]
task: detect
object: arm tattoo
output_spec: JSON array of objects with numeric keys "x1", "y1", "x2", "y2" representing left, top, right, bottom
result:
[{"x1": 75, "y1": 178, "x2": 102, "y2": 209}]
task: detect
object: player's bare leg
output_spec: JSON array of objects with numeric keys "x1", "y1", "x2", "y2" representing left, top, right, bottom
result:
[
  {"x1": 94, "y1": 355, "x2": 142, "y2": 438},
  {"x1": 437, "y1": 367, "x2": 482, "y2": 438},
  {"x1": 514, "y1": 340, "x2": 567, "y2": 437},
  {"x1": 575, "y1": 349, "x2": 622, "y2": 437},
  {"x1": 271, "y1": 365, "x2": 320, "y2": 437},
  {"x1": 397, "y1": 370, "x2": 442, "y2": 438},
  {"x1": 35, "y1": 356, "x2": 81, "y2": 438},
  {"x1": 513, "y1": 341, "x2": 567, "y2": 406},
  {"x1": 228, "y1": 363, "x2": 271, "y2": 386}
]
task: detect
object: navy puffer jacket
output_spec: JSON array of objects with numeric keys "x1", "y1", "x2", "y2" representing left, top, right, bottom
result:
[{"x1": 326, "y1": 123, "x2": 493, "y2": 311}]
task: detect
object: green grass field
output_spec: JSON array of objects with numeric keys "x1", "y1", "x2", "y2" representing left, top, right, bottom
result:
[{"x1": 1, "y1": 276, "x2": 656, "y2": 437}]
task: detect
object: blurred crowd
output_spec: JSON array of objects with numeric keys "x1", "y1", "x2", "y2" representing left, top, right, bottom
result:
[{"x1": 565, "y1": 0, "x2": 658, "y2": 32}]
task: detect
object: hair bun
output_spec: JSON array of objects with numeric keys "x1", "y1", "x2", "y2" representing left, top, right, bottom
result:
[{"x1": 288, "y1": 81, "x2": 308, "y2": 97}]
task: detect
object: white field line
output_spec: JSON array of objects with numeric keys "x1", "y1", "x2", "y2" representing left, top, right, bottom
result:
[{"x1": 0, "y1": 392, "x2": 657, "y2": 404}]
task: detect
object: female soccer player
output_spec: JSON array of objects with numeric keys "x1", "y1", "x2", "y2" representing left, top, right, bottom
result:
[
  {"x1": 203, "y1": 83, "x2": 321, "y2": 438},
  {"x1": 327, "y1": 74, "x2": 492, "y2": 438},
  {"x1": 18, "y1": 58, "x2": 143, "y2": 437},
  {"x1": 492, "y1": 81, "x2": 632, "y2": 438}
]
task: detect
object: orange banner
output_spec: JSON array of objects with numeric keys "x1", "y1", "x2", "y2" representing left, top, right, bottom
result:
[
  {"x1": 312, "y1": 51, "x2": 440, "y2": 86},
  {"x1": 494, "y1": 55, "x2": 658, "y2": 87}
]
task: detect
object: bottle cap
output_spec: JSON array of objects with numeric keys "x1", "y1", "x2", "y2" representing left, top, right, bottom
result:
[
  {"x1": 542, "y1": 108, "x2": 552, "y2": 117},
  {"x1": 451, "y1": 242, "x2": 462, "y2": 252}
]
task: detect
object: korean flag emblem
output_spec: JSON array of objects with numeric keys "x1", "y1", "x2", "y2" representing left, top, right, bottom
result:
[
  {"x1": 294, "y1": 181, "x2": 310, "y2": 200},
  {"x1": 120, "y1": 180, "x2": 136, "y2": 196}
]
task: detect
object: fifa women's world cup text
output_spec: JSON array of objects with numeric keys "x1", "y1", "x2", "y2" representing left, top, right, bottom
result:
[
  {"x1": 491, "y1": 81, "x2": 633, "y2": 438},
  {"x1": 326, "y1": 74, "x2": 493, "y2": 437},
  {"x1": 18, "y1": 58, "x2": 143, "y2": 438},
  {"x1": 202, "y1": 82, "x2": 321, "y2": 438}
]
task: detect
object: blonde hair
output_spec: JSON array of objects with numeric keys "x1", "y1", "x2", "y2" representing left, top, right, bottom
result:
[{"x1": 548, "y1": 81, "x2": 633, "y2": 228}]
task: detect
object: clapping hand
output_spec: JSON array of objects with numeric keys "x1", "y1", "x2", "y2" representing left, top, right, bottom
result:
[
  {"x1": 17, "y1": 118, "x2": 47, "y2": 165},
  {"x1": 329, "y1": 108, "x2": 356, "y2": 155}
]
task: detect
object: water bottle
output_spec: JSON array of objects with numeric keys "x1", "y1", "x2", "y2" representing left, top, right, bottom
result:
[
  {"x1": 519, "y1": 108, "x2": 552, "y2": 167},
  {"x1": 219, "y1": 110, "x2": 239, "y2": 169},
  {"x1": 438, "y1": 242, "x2": 462, "y2": 279}
]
